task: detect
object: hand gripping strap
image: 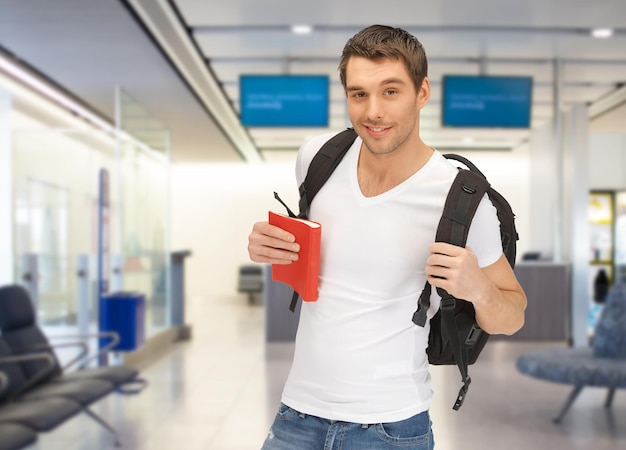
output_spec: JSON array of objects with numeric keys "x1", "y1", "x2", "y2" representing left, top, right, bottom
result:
[
  {"x1": 413, "y1": 168, "x2": 490, "y2": 326},
  {"x1": 433, "y1": 169, "x2": 490, "y2": 301},
  {"x1": 414, "y1": 168, "x2": 489, "y2": 410}
]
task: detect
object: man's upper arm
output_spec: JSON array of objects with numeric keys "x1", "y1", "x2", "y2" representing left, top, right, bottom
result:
[{"x1": 482, "y1": 254, "x2": 526, "y2": 300}]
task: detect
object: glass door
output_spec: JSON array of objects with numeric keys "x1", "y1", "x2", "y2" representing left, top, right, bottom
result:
[{"x1": 14, "y1": 177, "x2": 70, "y2": 323}]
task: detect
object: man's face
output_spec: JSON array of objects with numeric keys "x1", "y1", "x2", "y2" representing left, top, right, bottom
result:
[{"x1": 345, "y1": 56, "x2": 429, "y2": 156}]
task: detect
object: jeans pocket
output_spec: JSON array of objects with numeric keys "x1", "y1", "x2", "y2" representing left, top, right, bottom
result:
[
  {"x1": 275, "y1": 403, "x2": 298, "y2": 421},
  {"x1": 375, "y1": 411, "x2": 432, "y2": 447}
]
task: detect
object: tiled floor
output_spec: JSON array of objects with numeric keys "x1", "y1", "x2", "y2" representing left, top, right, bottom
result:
[{"x1": 22, "y1": 294, "x2": 626, "y2": 450}]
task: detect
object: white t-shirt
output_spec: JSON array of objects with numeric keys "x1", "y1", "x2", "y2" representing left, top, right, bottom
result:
[{"x1": 280, "y1": 132, "x2": 502, "y2": 424}]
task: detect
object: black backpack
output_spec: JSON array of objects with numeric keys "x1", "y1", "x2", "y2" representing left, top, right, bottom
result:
[{"x1": 288, "y1": 127, "x2": 518, "y2": 411}]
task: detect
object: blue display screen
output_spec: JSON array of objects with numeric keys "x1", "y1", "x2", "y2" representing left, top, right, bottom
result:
[
  {"x1": 239, "y1": 75, "x2": 329, "y2": 127},
  {"x1": 442, "y1": 75, "x2": 533, "y2": 128}
]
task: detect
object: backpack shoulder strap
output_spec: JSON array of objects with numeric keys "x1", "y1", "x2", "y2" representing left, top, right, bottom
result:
[
  {"x1": 443, "y1": 153, "x2": 486, "y2": 178},
  {"x1": 297, "y1": 128, "x2": 358, "y2": 219},
  {"x1": 288, "y1": 128, "x2": 357, "y2": 312},
  {"x1": 413, "y1": 167, "x2": 490, "y2": 326},
  {"x1": 435, "y1": 168, "x2": 490, "y2": 249},
  {"x1": 445, "y1": 154, "x2": 518, "y2": 267},
  {"x1": 412, "y1": 164, "x2": 492, "y2": 410}
]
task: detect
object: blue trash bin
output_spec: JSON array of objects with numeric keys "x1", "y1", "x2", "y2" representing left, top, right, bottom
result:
[{"x1": 99, "y1": 291, "x2": 146, "y2": 352}]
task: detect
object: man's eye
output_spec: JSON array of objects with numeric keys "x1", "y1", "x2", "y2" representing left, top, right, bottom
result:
[{"x1": 385, "y1": 89, "x2": 397, "y2": 96}]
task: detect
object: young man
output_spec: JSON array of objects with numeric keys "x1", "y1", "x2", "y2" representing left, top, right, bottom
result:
[{"x1": 248, "y1": 24, "x2": 527, "y2": 450}]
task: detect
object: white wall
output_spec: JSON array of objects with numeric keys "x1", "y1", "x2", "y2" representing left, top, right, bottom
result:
[
  {"x1": 171, "y1": 148, "x2": 531, "y2": 301},
  {"x1": 589, "y1": 133, "x2": 626, "y2": 190},
  {"x1": 171, "y1": 160, "x2": 299, "y2": 301}
]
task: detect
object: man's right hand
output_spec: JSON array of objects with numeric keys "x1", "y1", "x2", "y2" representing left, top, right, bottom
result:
[{"x1": 247, "y1": 221, "x2": 300, "y2": 264}]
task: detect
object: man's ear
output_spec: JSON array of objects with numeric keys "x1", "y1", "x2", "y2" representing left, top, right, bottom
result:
[{"x1": 417, "y1": 77, "x2": 431, "y2": 109}]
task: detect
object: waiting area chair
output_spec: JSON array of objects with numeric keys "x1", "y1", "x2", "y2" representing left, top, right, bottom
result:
[
  {"x1": 238, "y1": 264, "x2": 264, "y2": 304},
  {"x1": 0, "y1": 283, "x2": 149, "y2": 446},
  {"x1": 0, "y1": 423, "x2": 37, "y2": 450},
  {"x1": 0, "y1": 371, "x2": 38, "y2": 450},
  {"x1": 0, "y1": 351, "x2": 83, "y2": 450},
  {"x1": 0, "y1": 285, "x2": 145, "y2": 390},
  {"x1": 516, "y1": 283, "x2": 626, "y2": 423}
]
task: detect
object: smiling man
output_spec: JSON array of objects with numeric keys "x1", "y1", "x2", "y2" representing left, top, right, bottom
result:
[{"x1": 248, "y1": 24, "x2": 526, "y2": 450}]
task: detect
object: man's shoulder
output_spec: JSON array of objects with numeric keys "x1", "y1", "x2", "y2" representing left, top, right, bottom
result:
[
  {"x1": 296, "y1": 130, "x2": 360, "y2": 181},
  {"x1": 301, "y1": 130, "x2": 352, "y2": 153},
  {"x1": 425, "y1": 149, "x2": 461, "y2": 181}
]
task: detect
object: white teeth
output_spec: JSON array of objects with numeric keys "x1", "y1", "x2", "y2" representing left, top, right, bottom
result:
[{"x1": 370, "y1": 127, "x2": 384, "y2": 132}]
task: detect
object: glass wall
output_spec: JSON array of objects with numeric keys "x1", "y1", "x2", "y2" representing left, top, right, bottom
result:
[
  {"x1": 12, "y1": 128, "x2": 117, "y2": 329},
  {"x1": 116, "y1": 88, "x2": 171, "y2": 337},
  {"x1": 10, "y1": 89, "x2": 171, "y2": 342}
]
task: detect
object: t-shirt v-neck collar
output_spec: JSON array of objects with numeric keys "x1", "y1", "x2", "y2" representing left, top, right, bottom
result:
[{"x1": 348, "y1": 138, "x2": 439, "y2": 202}]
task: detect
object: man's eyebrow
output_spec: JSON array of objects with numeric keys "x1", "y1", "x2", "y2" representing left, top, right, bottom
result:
[
  {"x1": 346, "y1": 78, "x2": 407, "y2": 91},
  {"x1": 381, "y1": 77, "x2": 407, "y2": 86},
  {"x1": 346, "y1": 85, "x2": 362, "y2": 92}
]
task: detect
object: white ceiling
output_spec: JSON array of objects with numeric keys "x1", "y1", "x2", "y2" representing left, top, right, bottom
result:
[{"x1": 1, "y1": 0, "x2": 626, "y2": 162}]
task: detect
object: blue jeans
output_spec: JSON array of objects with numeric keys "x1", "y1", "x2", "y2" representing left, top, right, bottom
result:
[{"x1": 261, "y1": 403, "x2": 434, "y2": 449}]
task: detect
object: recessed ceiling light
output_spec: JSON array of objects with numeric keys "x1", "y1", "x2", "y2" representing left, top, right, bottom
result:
[
  {"x1": 292, "y1": 25, "x2": 313, "y2": 35},
  {"x1": 591, "y1": 28, "x2": 613, "y2": 38}
]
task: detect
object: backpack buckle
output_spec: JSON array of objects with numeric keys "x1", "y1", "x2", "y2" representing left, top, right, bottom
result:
[
  {"x1": 413, "y1": 284, "x2": 432, "y2": 327},
  {"x1": 453, "y1": 376, "x2": 471, "y2": 411},
  {"x1": 465, "y1": 324, "x2": 483, "y2": 347}
]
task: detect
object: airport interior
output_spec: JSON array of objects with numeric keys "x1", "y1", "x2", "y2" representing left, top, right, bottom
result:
[{"x1": 0, "y1": 0, "x2": 626, "y2": 449}]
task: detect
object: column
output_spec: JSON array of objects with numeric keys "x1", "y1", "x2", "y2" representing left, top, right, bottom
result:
[
  {"x1": 562, "y1": 105, "x2": 590, "y2": 347},
  {"x1": 0, "y1": 88, "x2": 12, "y2": 285}
]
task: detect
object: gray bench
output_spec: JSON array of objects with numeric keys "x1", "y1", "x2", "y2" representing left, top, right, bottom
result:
[{"x1": 516, "y1": 283, "x2": 626, "y2": 423}]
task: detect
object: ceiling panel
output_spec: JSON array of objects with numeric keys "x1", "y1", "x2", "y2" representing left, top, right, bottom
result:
[
  {"x1": 175, "y1": 0, "x2": 626, "y2": 152},
  {"x1": 0, "y1": 0, "x2": 625, "y2": 161}
]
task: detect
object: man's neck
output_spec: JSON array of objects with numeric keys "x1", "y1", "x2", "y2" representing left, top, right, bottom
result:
[{"x1": 357, "y1": 141, "x2": 434, "y2": 197}]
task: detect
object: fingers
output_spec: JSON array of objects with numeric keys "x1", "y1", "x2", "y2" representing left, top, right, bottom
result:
[
  {"x1": 248, "y1": 221, "x2": 300, "y2": 264},
  {"x1": 424, "y1": 261, "x2": 451, "y2": 282},
  {"x1": 426, "y1": 247, "x2": 460, "y2": 273},
  {"x1": 427, "y1": 243, "x2": 475, "y2": 268},
  {"x1": 429, "y1": 241, "x2": 463, "y2": 256},
  {"x1": 426, "y1": 243, "x2": 464, "y2": 288},
  {"x1": 425, "y1": 258, "x2": 460, "y2": 297},
  {"x1": 426, "y1": 242, "x2": 483, "y2": 299}
]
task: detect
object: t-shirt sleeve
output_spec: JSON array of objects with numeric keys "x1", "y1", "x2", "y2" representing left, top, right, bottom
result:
[{"x1": 466, "y1": 193, "x2": 504, "y2": 268}]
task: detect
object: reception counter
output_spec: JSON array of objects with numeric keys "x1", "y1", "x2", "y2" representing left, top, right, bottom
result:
[{"x1": 507, "y1": 262, "x2": 571, "y2": 341}]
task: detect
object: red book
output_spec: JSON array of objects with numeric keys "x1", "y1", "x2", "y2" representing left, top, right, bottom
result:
[{"x1": 268, "y1": 210, "x2": 321, "y2": 302}]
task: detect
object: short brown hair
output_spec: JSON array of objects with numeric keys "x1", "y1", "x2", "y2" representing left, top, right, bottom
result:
[{"x1": 339, "y1": 25, "x2": 428, "y2": 93}]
